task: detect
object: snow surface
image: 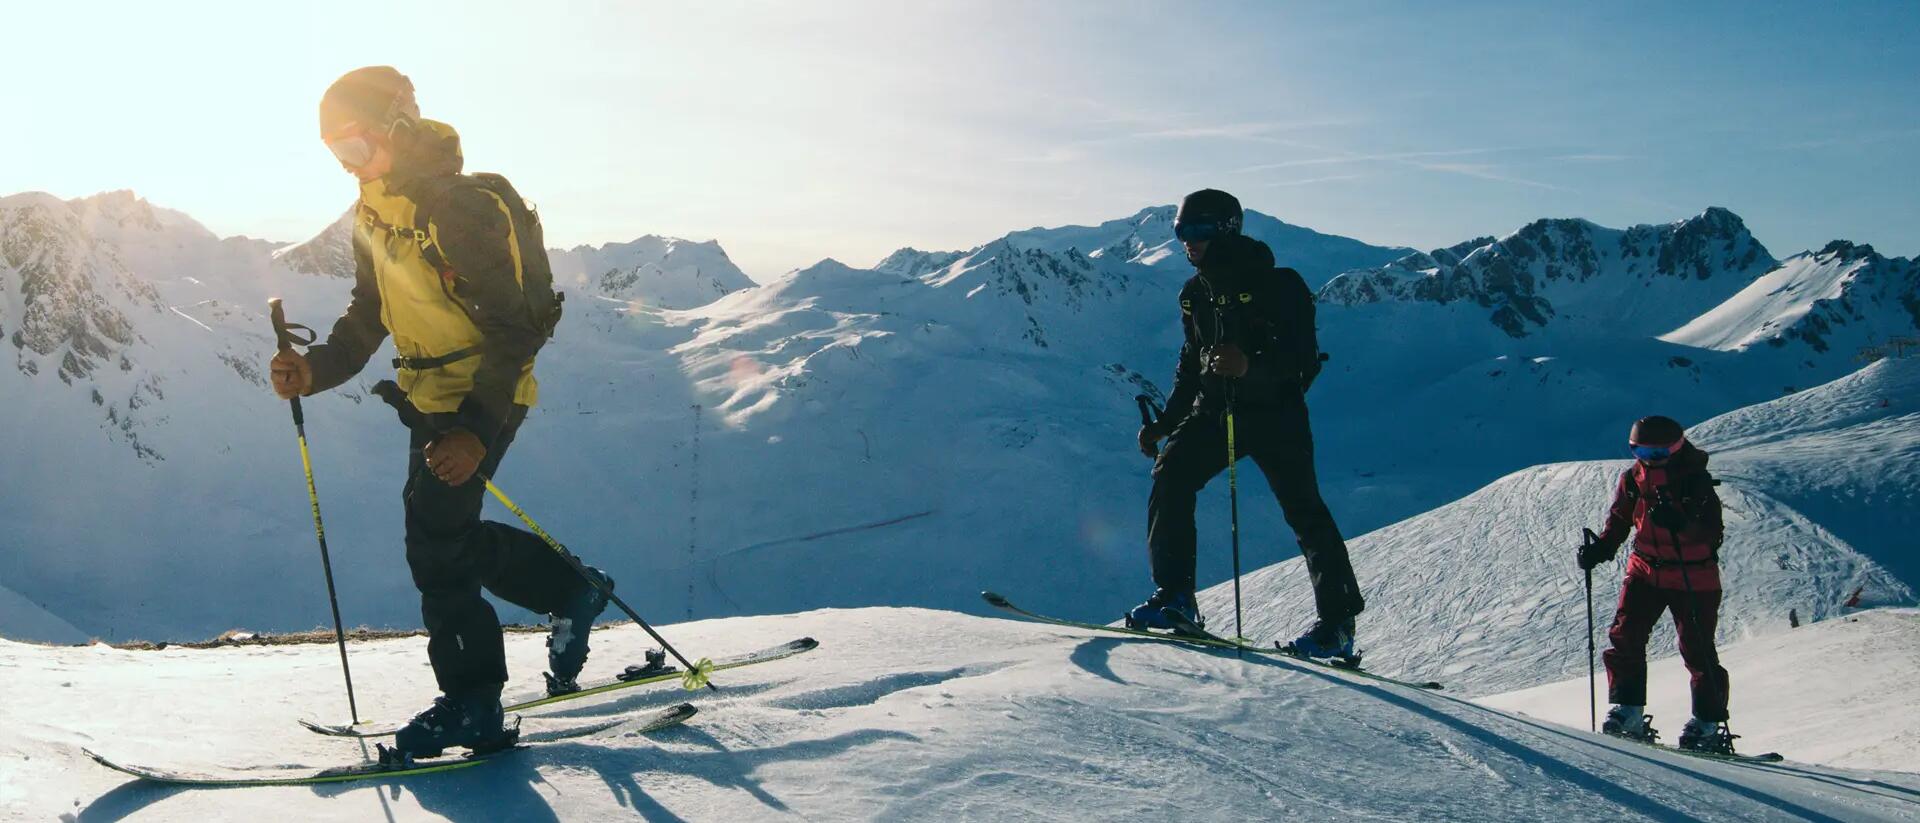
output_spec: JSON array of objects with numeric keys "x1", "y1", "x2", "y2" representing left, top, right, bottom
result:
[
  {"x1": 1193, "y1": 359, "x2": 1919, "y2": 698},
  {"x1": 1481, "y1": 609, "x2": 1920, "y2": 772},
  {"x1": 6, "y1": 608, "x2": 1918, "y2": 821},
  {"x1": 1663, "y1": 241, "x2": 1920, "y2": 373}
]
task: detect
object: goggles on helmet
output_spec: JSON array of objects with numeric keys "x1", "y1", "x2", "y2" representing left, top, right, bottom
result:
[
  {"x1": 325, "y1": 131, "x2": 378, "y2": 169},
  {"x1": 1628, "y1": 438, "x2": 1684, "y2": 462},
  {"x1": 1174, "y1": 220, "x2": 1228, "y2": 243}
]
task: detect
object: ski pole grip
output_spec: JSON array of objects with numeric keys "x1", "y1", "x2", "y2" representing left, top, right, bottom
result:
[{"x1": 269, "y1": 298, "x2": 292, "y2": 352}]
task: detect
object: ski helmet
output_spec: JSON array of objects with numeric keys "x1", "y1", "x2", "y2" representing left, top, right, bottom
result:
[
  {"x1": 1174, "y1": 189, "x2": 1243, "y2": 243},
  {"x1": 319, "y1": 66, "x2": 418, "y2": 140},
  {"x1": 1628, "y1": 415, "x2": 1686, "y2": 461}
]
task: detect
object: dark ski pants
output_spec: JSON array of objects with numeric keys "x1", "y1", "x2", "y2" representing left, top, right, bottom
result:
[
  {"x1": 1146, "y1": 403, "x2": 1364, "y2": 623},
  {"x1": 1603, "y1": 575, "x2": 1730, "y2": 721},
  {"x1": 404, "y1": 405, "x2": 588, "y2": 695}
]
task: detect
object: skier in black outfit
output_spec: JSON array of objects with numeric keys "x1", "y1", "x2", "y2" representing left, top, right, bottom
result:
[{"x1": 1129, "y1": 189, "x2": 1366, "y2": 658}]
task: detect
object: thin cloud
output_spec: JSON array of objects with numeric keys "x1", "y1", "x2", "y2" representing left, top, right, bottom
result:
[
  {"x1": 1410, "y1": 161, "x2": 1575, "y2": 192},
  {"x1": 1257, "y1": 173, "x2": 1368, "y2": 188},
  {"x1": 1552, "y1": 153, "x2": 1638, "y2": 162},
  {"x1": 1232, "y1": 146, "x2": 1521, "y2": 175}
]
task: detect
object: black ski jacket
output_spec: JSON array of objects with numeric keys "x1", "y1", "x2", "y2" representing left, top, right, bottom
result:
[{"x1": 1160, "y1": 234, "x2": 1321, "y2": 427}]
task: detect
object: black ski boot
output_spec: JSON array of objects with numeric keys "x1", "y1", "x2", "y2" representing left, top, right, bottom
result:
[
  {"x1": 544, "y1": 566, "x2": 614, "y2": 697},
  {"x1": 382, "y1": 684, "x2": 518, "y2": 765},
  {"x1": 1283, "y1": 617, "x2": 1357, "y2": 664},
  {"x1": 1678, "y1": 718, "x2": 1739, "y2": 755},
  {"x1": 1602, "y1": 705, "x2": 1659, "y2": 743}
]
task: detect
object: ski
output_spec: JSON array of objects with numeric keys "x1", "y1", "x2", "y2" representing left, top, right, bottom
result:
[
  {"x1": 1603, "y1": 728, "x2": 1784, "y2": 764},
  {"x1": 299, "y1": 637, "x2": 817, "y2": 738},
  {"x1": 1158, "y1": 606, "x2": 1444, "y2": 691},
  {"x1": 981, "y1": 591, "x2": 1442, "y2": 691},
  {"x1": 91, "y1": 702, "x2": 698, "y2": 787}
]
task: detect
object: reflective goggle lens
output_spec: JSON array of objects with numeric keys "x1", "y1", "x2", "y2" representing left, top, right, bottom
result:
[
  {"x1": 1175, "y1": 221, "x2": 1224, "y2": 243},
  {"x1": 1629, "y1": 441, "x2": 1681, "y2": 461},
  {"x1": 326, "y1": 134, "x2": 376, "y2": 169}
]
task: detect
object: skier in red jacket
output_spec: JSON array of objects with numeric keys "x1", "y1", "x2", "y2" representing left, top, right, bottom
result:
[{"x1": 1578, "y1": 415, "x2": 1737, "y2": 754}]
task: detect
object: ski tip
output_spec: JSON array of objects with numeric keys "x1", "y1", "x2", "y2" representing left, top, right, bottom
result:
[
  {"x1": 980, "y1": 591, "x2": 1011, "y2": 607},
  {"x1": 793, "y1": 637, "x2": 820, "y2": 651},
  {"x1": 1420, "y1": 682, "x2": 1445, "y2": 691}
]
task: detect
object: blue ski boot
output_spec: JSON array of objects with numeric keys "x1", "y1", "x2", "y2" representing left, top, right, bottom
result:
[
  {"x1": 544, "y1": 566, "x2": 614, "y2": 697},
  {"x1": 1284, "y1": 617, "x2": 1356, "y2": 662},
  {"x1": 383, "y1": 684, "x2": 518, "y2": 764},
  {"x1": 1124, "y1": 588, "x2": 1201, "y2": 632}
]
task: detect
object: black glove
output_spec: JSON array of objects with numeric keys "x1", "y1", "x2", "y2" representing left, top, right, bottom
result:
[
  {"x1": 1578, "y1": 540, "x2": 1618, "y2": 571},
  {"x1": 1649, "y1": 491, "x2": 1689, "y2": 532}
]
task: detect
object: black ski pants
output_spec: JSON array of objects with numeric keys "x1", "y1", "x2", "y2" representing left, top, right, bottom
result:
[
  {"x1": 404, "y1": 405, "x2": 587, "y2": 695},
  {"x1": 1147, "y1": 400, "x2": 1364, "y2": 623}
]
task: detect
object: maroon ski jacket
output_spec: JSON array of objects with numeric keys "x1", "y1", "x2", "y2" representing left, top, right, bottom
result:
[{"x1": 1593, "y1": 444, "x2": 1725, "y2": 591}]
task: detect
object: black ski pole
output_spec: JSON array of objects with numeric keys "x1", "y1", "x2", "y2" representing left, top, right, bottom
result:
[
  {"x1": 369, "y1": 381, "x2": 718, "y2": 691},
  {"x1": 1582, "y1": 527, "x2": 1600, "y2": 733},
  {"x1": 1225, "y1": 388, "x2": 1244, "y2": 648},
  {"x1": 269, "y1": 298, "x2": 361, "y2": 725}
]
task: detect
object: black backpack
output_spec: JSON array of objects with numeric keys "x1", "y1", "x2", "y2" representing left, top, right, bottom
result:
[{"x1": 359, "y1": 172, "x2": 565, "y2": 339}]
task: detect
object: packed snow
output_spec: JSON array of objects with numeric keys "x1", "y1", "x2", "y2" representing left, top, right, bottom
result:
[
  {"x1": 1482, "y1": 608, "x2": 1920, "y2": 772},
  {"x1": 7, "y1": 608, "x2": 1919, "y2": 821}
]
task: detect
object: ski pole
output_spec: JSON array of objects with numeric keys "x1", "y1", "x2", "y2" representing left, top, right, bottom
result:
[
  {"x1": 369, "y1": 380, "x2": 717, "y2": 691},
  {"x1": 1225, "y1": 390, "x2": 1244, "y2": 649},
  {"x1": 1582, "y1": 527, "x2": 1599, "y2": 733},
  {"x1": 269, "y1": 298, "x2": 361, "y2": 725}
]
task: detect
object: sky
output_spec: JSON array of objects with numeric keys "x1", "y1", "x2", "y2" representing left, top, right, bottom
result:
[{"x1": 1, "y1": 1, "x2": 1914, "y2": 280}]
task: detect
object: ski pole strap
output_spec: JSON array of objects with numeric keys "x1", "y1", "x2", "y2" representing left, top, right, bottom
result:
[{"x1": 392, "y1": 346, "x2": 480, "y2": 372}]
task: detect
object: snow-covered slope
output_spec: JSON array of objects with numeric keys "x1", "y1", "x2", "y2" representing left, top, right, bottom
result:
[
  {"x1": 1320, "y1": 208, "x2": 1774, "y2": 338},
  {"x1": 1199, "y1": 359, "x2": 1920, "y2": 697},
  {"x1": 1481, "y1": 608, "x2": 1920, "y2": 772},
  {"x1": 6, "y1": 608, "x2": 1916, "y2": 821},
  {"x1": 0, "y1": 583, "x2": 86, "y2": 645},
  {"x1": 1664, "y1": 240, "x2": 1920, "y2": 383}
]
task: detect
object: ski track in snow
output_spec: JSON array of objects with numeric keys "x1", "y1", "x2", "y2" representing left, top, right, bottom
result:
[{"x1": 6, "y1": 609, "x2": 1918, "y2": 821}]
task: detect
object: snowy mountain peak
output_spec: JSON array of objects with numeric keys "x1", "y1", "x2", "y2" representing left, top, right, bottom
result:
[
  {"x1": 1662, "y1": 235, "x2": 1920, "y2": 363},
  {"x1": 0, "y1": 194, "x2": 160, "y2": 383},
  {"x1": 872, "y1": 247, "x2": 967, "y2": 278},
  {"x1": 1319, "y1": 207, "x2": 1775, "y2": 338}
]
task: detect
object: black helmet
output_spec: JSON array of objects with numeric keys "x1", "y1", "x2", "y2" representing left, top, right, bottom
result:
[
  {"x1": 319, "y1": 66, "x2": 418, "y2": 139},
  {"x1": 1175, "y1": 189, "x2": 1243, "y2": 242},
  {"x1": 1629, "y1": 415, "x2": 1685, "y2": 446}
]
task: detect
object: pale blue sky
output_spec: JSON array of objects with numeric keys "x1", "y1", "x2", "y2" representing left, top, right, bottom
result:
[{"x1": 2, "y1": 1, "x2": 1913, "y2": 278}]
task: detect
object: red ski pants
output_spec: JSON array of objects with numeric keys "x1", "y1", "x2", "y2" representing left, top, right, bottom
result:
[{"x1": 1602, "y1": 575, "x2": 1730, "y2": 722}]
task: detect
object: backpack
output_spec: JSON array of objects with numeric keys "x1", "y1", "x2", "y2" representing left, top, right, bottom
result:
[{"x1": 360, "y1": 172, "x2": 565, "y2": 339}]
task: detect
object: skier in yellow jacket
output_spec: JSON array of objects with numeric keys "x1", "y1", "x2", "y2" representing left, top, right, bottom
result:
[{"x1": 269, "y1": 66, "x2": 608, "y2": 759}]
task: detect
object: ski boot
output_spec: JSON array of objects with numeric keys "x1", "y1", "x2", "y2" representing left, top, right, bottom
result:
[
  {"x1": 544, "y1": 566, "x2": 615, "y2": 697},
  {"x1": 1602, "y1": 705, "x2": 1659, "y2": 743},
  {"x1": 1124, "y1": 588, "x2": 1201, "y2": 632},
  {"x1": 1282, "y1": 617, "x2": 1358, "y2": 665},
  {"x1": 1678, "y1": 718, "x2": 1739, "y2": 755},
  {"x1": 381, "y1": 684, "x2": 519, "y2": 765}
]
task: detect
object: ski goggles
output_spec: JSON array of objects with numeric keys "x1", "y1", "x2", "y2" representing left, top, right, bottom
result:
[
  {"x1": 324, "y1": 131, "x2": 378, "y2": 169},
  {"x1": 1174, "y1": 220, "x2": 1228, "y2": 243},
  {"x1": 1628, "y1": 438, "x2": 1684, "y2": 461}
]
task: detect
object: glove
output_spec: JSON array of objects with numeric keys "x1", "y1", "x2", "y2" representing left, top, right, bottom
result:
[
  {"x1": 1137, "y1": 419, "x2": 1170, "y2": 459},
  {"x1": 269, "y1": 349, "x2": 312, "y2": 399},
  {"x1": 1204, "y1": 344, "x2": 1249, "y2": 378},
  {"x1": 425, "y1": 429, "x2": 487, "y2": 487},
  {"x1": 1649, "y1": 491, "x2": 1689, "y2": 532},
  {"x1": 1578, "y1": 540, "x2": 1618, "y2": 571}
]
